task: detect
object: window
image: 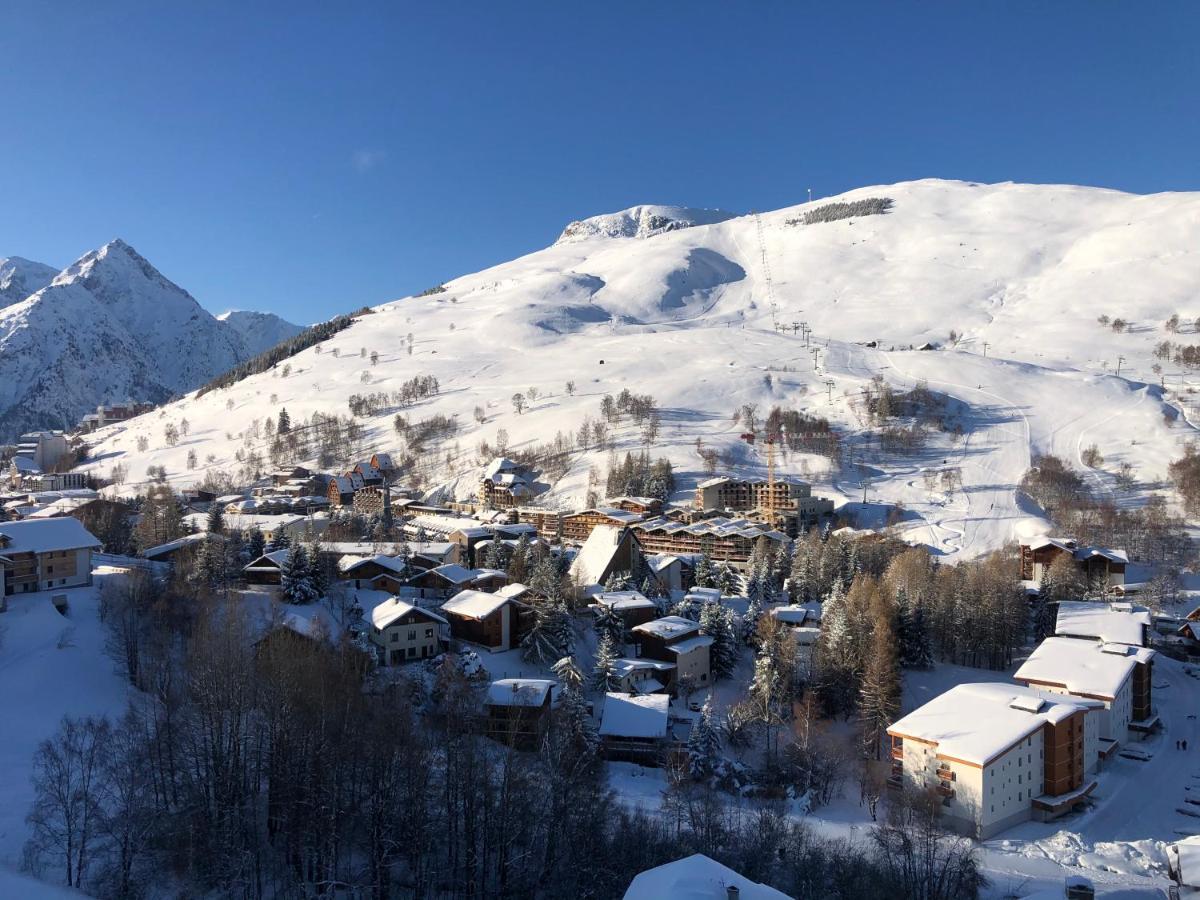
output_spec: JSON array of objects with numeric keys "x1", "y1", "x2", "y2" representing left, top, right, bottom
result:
[
  {"x1": 425, "y1": 628, "x2": 434, "y2": 638},
  {"x1": 700, "y1": 673, "x2": 707, "y2": 681},
  {"x1": 408, "y1": 630, "x2": 417, "y2": 640},
  {"x1": 407, "y1": 647, "x2": 416, "y2": 658},
  {"x1": 390, "y1": 632, "x2": 398, "y2": 643},
  {"x1": 47, "y1": 565, "x2": 54, "y2": 574}
]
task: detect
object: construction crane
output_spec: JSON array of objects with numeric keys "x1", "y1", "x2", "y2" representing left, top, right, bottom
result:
[{"x1": 740, "y1": 425, "x2": 786, "y2": 527}]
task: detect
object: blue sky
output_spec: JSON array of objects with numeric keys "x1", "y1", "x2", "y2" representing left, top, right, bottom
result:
[{"x1": 2, "y1": 2, "x2": 1197, "y2": 323}]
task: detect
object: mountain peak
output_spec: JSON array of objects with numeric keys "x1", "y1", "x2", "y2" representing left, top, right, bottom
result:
[
  {"x1": 555, "y1": 204, "x2": 737, "y2": 244},
  {"x1": 0, "y1": 255, "x2": 59, "y2": 309}
]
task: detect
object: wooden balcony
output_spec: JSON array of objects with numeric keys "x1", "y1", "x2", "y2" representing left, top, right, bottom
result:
[
  {"x1": 890, "y1": 745, "x2": 904, "y2": 761},
  {"x1": 936, "y1": 783, "x2": 955, "y2": 798},
  {"x1": 936, "y1": 767, "x2": 955, "y2": 782}
]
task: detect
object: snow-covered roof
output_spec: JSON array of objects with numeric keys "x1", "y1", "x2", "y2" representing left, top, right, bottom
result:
[
  {"x1": 632, "y1": 616, "x2": 700, "y2": 641},
  {"x1": 665, "y1": 634, "x2": 714, "y2": 655},
  {"x1": 623, "y1": 853, "x2": 791, "y2": 900},
  {"x1": 696, "y1": 477, "x2": 730, "y2": 489},
  {"x1": 569, "y1": 507, "x2": 644, "y2": 524},
  {"x1": 495, "y1": 582, "x2": 530, "y2": 600},
  {"x1": 887, "y1": 682, "x2": 1104, "y2": 767},
  {"x1": 685, "y1": 587, "x2": 722, "y2": 603},
  {"x1": 244, "y1": 549, "x2": 290, "y2": 570},
  {"x1": 442, "y1": 589, "x2": 512, "y2": 619},
  {"x1": 142, "y1": 531, "x2": 219, "y2": 558},
  {"x1": 646, "y1": 554, "x2": 681, "y2": 572},
  {"x1": 1054, "y1": 601, "x2": 1150, "y2": 647},
  {"x1": 338, "y1": 553, "x2": 410, "y2": 575},
  {"x1": 370, "y1": 597, "x2": 446, "y2": 629},
  {"x1": 409, "y1": 514, "x2": 490, "y2": 536},
  {"x1": 426, "y1": 563, "x2": 477, "y2": 584},
  {"x1": 769, "y1": 604, "x2": 814, "y2": 625},
  {"x1": 1180, "y1": 621, "x2": 1200, "y2": 641},
  {"x1": 0, "y1": 517, "x2": 101, "y2": 554},
  {"x1": 569, "y1": 524, "x2": 631, "y2": 586},
  {"x1": 613, "y1": 657, "x2": 676, "y2": 677},
  {"x1": 599, "y1": 692, "x2": 669, "y2": 738},
  {"x1": 593, "y1": 590, "x2": 656, "y2": 612},
  {"x1": 634, "y1": 515, "x2": 787, "y2": 543},
  {"x1": 486, "y1": 678, "x2": 556, "y2": 707},
  {"x1": 1014, "y1": 637, "x2": 1156, "y2": 700},
  {"x1": 274, "y1": 604, "x2": 341, "y2": 642}
]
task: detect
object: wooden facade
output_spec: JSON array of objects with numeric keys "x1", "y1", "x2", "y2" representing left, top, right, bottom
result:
[
  {"x1": 1132, "y1": 659, "x2": 1153, "y2": 722},
  {"x1": 486, "y1": 694, "x2": 553, "y2": 751},
  {"x1": 1041, "y1": 712, "x2": 1087, "y2": 798},
  {"x1": 515, "y1": 507, "x2": 563, "y2": 542},
  {"x1": 561, "y1": 509, "x2": 643, "y2": 544}
]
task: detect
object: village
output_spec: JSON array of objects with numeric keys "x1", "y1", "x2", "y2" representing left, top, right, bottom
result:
[{"x1": 3, "y1": 418, "x2": 1200, "y2": 900}]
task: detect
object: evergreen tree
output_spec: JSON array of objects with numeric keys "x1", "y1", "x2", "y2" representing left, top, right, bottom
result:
[
  {"x1": 693, "y1": 552, "x2": 715, "y2": 589},
  {"x1": 591, "y1": 633, "x2": 622, "y2": 692},
  {"x1": 194, "y1": 536, "x2": 222, "y2": 592},
  {"x1": 394, "y1": 542, "x2": 413, "y2": 582},
  {"x1": 246, "y1": 527, "x2": 266, "y2": 559},
  {"x1": 686, "y1": 697, "x2": 721, "y2": 780},
  {"x1": 521, "y1": 599, "x2": 573, "y2": 664},
  {"x1": 790, "y1": 546, "x2": 814, "y2": 604},
  {"x1": 280, "y1": 545, "x2": 319, "y2": 604},
  {"x1": 907, "y1": 601, "x2": 935, "y2": 669},
  {"x1": 745, "y1": 568, "x2": 768, "y2": 611},
  {"x1": 741, "y1": 594, "x2": 764, "y2": 645},
  {"x1": 277, "y1": 407, "x2": 291, "y2": 434},
  {"x1": 699, "y1": 601, "x2": 739, "y2": 679},
  {"x1": 717, "y1": 563, "x2": 739, "y2": 597},
  {"x1": 553, "y1": 656, "x2": 599, "y2": 755},
  {"x1": 206, "y1": 502, "x2": 225, "y2": 535},
  {"x1": 593, "y1": 601, "x2": 625, "y2": 648},
  {"x1": 307, "y1": 540, "x2": 329, "y2": 596},
  {"x1": 507, "y1": 532, "x2": 531, "y2": 583}
]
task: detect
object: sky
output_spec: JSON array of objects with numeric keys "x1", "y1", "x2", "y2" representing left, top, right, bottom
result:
[{"x1": 1, "y1": 2, "x2": 1197, "y2": 324}]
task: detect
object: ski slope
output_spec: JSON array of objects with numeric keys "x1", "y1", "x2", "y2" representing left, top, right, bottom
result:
[{"x1": 81, "y1": 179, "x2": 1200, "y2": 559}]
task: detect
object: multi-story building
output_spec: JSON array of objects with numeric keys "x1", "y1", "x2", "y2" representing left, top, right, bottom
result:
[
  {"x1": 1019, "y1": 537, "x2": 1127, "y2": 589},
  {"x1": 76, "y1": 401, "x2": 155, "y2": 433},
  {"x1": 560, "y1": 507, "x2": 645, "y2": 543},
  {"x1": 631, "y1": 615, "x2": 712, "y2": 690},
  {"x1": 515, "y1": 507, "x2": 563, "y2": 542},
  {"x1": 1014, "y1": 636, "x2": 1156, "y2": 748},
  {"x1": 693, "y1": 477, "x2": 832, "y2": 528},
  {"x1": 367, "y1": 598, "x2": 446, "y2": 664},
  {"x1": 887, "y1": 683, "x2": 1102, "y2": 839},
  {"x1": 14, "y1": 431, "x2": 71, "y2": 474},
  {"x1": 0, "y1": 518, "x2": 101, "y2": 597},
  {"x1": 631, "y1": 515, "x2": 787, "y2": 565}
]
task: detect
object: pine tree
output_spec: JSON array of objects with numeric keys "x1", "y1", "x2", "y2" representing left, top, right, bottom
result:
[
  {"x1": 790, "y1": 545, "x2": 814, "y2": 603},
  {"x1": 693, "y1": 552, "x2": 715, "y2": 589},
  {"x1": 746, "y1": 568, "x2": 768, "y2": 611},
  {"x1": 741, "y1": 594, "x2": 764, "y2": 645},
  {"x1": 194, "y1": 535, "x2": 222, "y2": 592},
  {"x1": 591, "y1": 633, "x2": 622, "y2": 692},
  {"x1": 686, "y1": 697, "x2": 721, "y2": 780},
  {"x1": 700, "y1": 601, "x2": 739, "y2": 679},
  {"x1": 521, "y1": 599, "x2": 573, "y2": 664},
  {"x1": 280, "y1": 545, "x2": 319, "y2": 604},
  {"x1": 206, "y1": 502, "x2": 225, "y2": 535},
  {"x1": 246, "y1": 527, "x2": 266, "y2": 560},
  {"x1": 907, "y1": 601, "x2": 934, "y2": 669},
  {"x1": 593, "y1": 601, "x2": 625, "y2": 648},
  {"x1": 717, "y1": 564, "x2": 738, "y2": 597},
  {"x1": 277, "y1": 407, "x2": 291, "y2": 434},
  {"x1": 507, "y1": 533, "x2": 531, "y2": 583},
  {"x1": 552, "y1": 654, "x2": 599, "y2": 751},
  {"x1": 307, "y1": 540, "x2": 329, "y2": 596}
]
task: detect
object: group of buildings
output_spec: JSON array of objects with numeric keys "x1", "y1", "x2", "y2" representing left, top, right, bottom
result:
[{"x1": 887, "y1": 600, "x2": 1158, "y2": 839}]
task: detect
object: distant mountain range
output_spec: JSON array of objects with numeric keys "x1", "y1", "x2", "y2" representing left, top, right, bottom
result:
[{"x1": 0, "y1": 240, "x2": 301, "y2": 440}]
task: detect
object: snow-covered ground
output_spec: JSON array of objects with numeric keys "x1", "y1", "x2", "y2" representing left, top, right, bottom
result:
[
  {"x1": 80, "y1": 179, "x2": 1200, "y2": 561},
  {"x1": 0, "y1": 572, "x2": 132, "y2": 892}
]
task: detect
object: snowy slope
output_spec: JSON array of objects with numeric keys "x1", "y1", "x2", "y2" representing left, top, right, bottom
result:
[
  {"x1": 0, "y1": 256, "x2": 58, "y2": 309},
  {"x1": 0, "y1": 241, "x2": 299, "y2": 438},
  {"x1": 81, "y1": 180, "x2": 1200, "y2": 558},
  {"x1": 217, "y1": 309, "x2": 306, "y2": 357}
]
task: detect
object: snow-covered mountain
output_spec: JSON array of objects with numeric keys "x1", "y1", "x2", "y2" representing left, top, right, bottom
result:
[
  {"x1": 555, "y1": 205, "x2": 735, "y2": 243},
  {"x1": 0, "y1": 240, "x2": 300, "y2": 439},
  {"x1": 217, "y1": 310, "x2": 306, "y2": 358},
  {"x1": 82, "y1": 180, "x2": 1200, "y2": 558},
  {"x1": 0, "y1": 256, "x2": 58, "y2": 309}
]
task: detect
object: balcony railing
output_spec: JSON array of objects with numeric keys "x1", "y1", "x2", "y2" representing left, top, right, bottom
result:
[
  {"x1": 890, "y1": 745, "x2": 904, "y2": 761},
  {"x1": 936, "y1": 768, "x2": 955, "y2": 782}
]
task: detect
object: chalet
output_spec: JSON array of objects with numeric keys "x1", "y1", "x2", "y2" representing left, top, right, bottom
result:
[
  {"x1": 632, "y1": 515, "x2": 787, "y2": 565},
  {"x1": 486, "y1": 678, "x2": 557, "y2": 749},
  {"x1": 624, "y1": 854, "x2": 791, "y2": 900},
  {"x1": 561, "y1": 507, "x2": 645, "y2": 543},
  {"x1": 478, "y1": 458, "x2": 542, "y2": 510},
  {"x1": 1014, "y1": 636, "x2": 1157, "y2": 748},
  {"x1": 369, "y1": 452, "x2": 399, "y2": 479},
  {"x1": 1177, "y1": 620, "x2": 1200, "y2": 650},
  {"x1": 1020, "y1": 537, "x2": 1127, "y2": 589},
  {"x1": 887, "y1": 683, "x2": 1102, "y2": 839},
  {"x1": 405, "y1": 514, "x2": 494, "y2": 563},
  {"x1": 328, "y1": 473, "x2": 365, "y2": 506},
  {"x1": 350, "y1": 460, "x2": 385, "y2": 486},
  {"x1": 270, "y1": 466, "x2": 312, "y2": 487},
  {"x1": 0, "y1": 518, "x2": 101, "y2": 597},
  {"x1": 142, "y1": 532, "x2": 221, "y2": 564},
  {"x1": 441, "y1": 588, "x2": 532, "y2": 651},
  {"x1": 407, "y1": 564, "x2": 483, "y2": 600},
  {"x1": 515, "y1": 506, "x2": 564, "y2": 542},
  {"x1": 1054, "y1": 600, "x2": 1151, "y2": 647},
  {"x1": 599, "y1": 692, "x2": 672, "y2": 764},
  {"x1": 470, "y1": 568, "x2": 510, "y2": 592},
  {"x1": 607, "y1": 496, "x2": 664, "y2": 516},
  {"x1": 368, "y1": 598, "x2": 446, "y2": 664},
  {"x1": 338, "y1": 554, "x2": 413, "y2": 589},
  {"x1": 569, "y1": 525, "x2": 647, "y2": 589},
  {"x1": 591, "y1": 590, "x2": 659, "y2": 629},
  {"x1": 351, "y1": 485, "x2": 388, "y2": 517},
  {"x1": 612, "y1": 657, "x2": 676, "y2": 695},
  {"x1": 646, "y1": 554, "x2": 685, "y2": 594},
  {"x1": 243, "y1": 550, "x2": 290, "y2": 585},
  {"x1": 631, "y1": 616, "x2": 712, "y2": 690}
]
